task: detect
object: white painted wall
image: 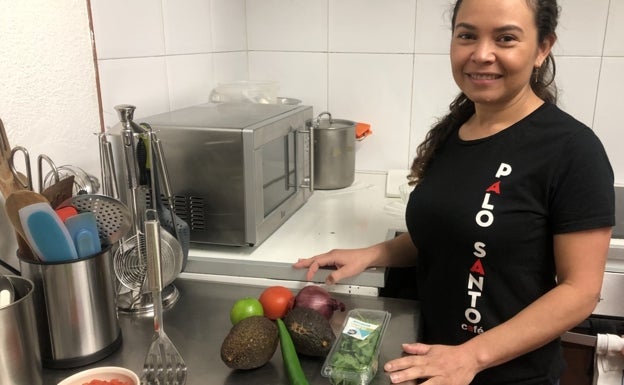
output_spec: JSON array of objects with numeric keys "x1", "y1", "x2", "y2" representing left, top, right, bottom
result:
[{"x1": 0, "y1": 0, "x2": 101, "y2": 268}]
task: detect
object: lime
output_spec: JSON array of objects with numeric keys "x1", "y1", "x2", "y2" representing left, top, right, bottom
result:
[{"x1": 230, "y1": 297, "x2": 264, "y2": 325}]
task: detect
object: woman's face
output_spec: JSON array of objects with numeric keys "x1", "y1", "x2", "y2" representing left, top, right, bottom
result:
[{"x1": 450, "y1": 0, "x2": 553, "y2": 107}]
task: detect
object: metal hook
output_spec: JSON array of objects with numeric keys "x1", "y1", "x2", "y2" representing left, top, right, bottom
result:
[
  {"x1": 9, "y1": 146, "x2": 33, "y2": 190},
  {"x1": 37, "y1": 154, "x2": 59, "y2": 193}
]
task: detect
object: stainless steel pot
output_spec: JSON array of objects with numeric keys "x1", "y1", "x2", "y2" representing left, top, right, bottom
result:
[
  {"x1": 311, "y1": 112, "x2": 356, "y2": 190},
  {"x1": 0, "y1": 276, "x2": 42, "y2": 385}
]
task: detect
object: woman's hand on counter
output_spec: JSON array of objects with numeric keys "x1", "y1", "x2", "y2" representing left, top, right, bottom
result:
[
  {"x1": 293, "y1": 248, "x2": 373, "y2": 284},
  {"x1": 383, "y1": 342, "x2": 479, "y2": 385},
  {"x1": 293, "y1": 232, "x2": 419, "y2": 284}
]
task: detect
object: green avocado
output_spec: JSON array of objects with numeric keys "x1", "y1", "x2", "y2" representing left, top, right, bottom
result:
[
  {"x1": 283, "y1": 306, "x2": 336, "y2": 357},
  {"x1": 220, "y1": 315, "x2": 279, "y2": 370}
]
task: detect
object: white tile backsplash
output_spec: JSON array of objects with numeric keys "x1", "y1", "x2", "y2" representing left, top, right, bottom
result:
[
  {"x1": 166, "y1": 54, "x2": 215, "y2": 110},
  {"x1": 410, "y1": 54, "x2": 459, "y2": 163},
  {"x1": 211, "y1": 0, "x2": 247, "y2": 52},
  {"x1": 329, "y1": 53, "x2": 413, "y2": 171},
  {"x1": 246, "y1": 0, "x2": 327, "y2": 52},
  {"x1": 91, "y1": 0, "x2": 624, "y2": 183},
  {"x1": 162, "y1": 0, "x2": 212, "y2": 55},
  {"x1": 248, "y1": 51, "x2": 328, "y2": 110},
  {"x1": 604, "y1": 1, "x2": 624, "y2": 56},
  {"x1": 555, "y1": 56, "x2": 601, "y2": 128},
  {"x1": 414, "y1": 0, "x2": 453, "y2": 54},
  {"x1": 98, "y1": 57, "x2": 170, "y2": 128},
  {"x1": 594, "y1": 57, "x2": 624, "y2": 182},
  {"x1": 328, "y1": 0, "x2": 416, "y2": 53},
  {"x1": 555, "y1": 0, "x2": 610, "y2": 56},
  {"x1": 213, "y1": 52, "x2": 249, "y2": 83},
  {"x1": 90, "y1": 0, "x2": 165, "y2": 59}
]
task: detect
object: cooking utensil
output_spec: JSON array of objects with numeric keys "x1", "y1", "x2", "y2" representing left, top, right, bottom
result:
[
  {"x1": 0, "y1": 275, "x2": 15, "y2": 308},
  {"x1": 98, "y1": 132, "x2": 120, "y2": 199},
  {"x1": 141, "y1": 122, "x2": 190, "y2": 269},
  {"x1": 0, "y1": 119, "x2": 37, "y2": 261},
  {"x1": 43, "y1": 165, "x2": 100, "y2": 195},
  {"x1": 9, "y1": 146, "x2": 59, "y2": 193},
  {"x1": 5, "y1": 189, "x2": 49, "y2": 245},
  {"x1": 64, "y1": 212, "x2": 101, "y2": 258},
  {"x1": 41, "y1": 174, "x2": 75, "y2": 209},
  {"x1": 151, "y1": 165, "x2": 190, "y2": 270},
  {"x1": 19, "y1": 247, "x2": 122, "y2": 369},
  {"x1": 18, "y1": 201, "x2": 79, "y2": 262},
  {"x1": 115, "y1": 104, "x2": 145, "y2": 234},
  {"x1": 142, "y1": 209, "x2": 187, "y2": 385},
  {"x1": 57, "y1": 194, "x2": 132, "y2": 246},
  {"x1": 113, "y1": 228, "x2": 182, "y2": 292}
]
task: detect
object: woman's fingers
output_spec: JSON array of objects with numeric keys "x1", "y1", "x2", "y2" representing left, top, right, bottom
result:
[{"x1": 293, "y1": 255, "x2": 336, "y2": 281}]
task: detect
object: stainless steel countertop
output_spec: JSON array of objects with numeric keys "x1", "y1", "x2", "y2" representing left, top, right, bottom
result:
[{"x1": 43, "y1": 278, "x2": 421, "y2": 385}]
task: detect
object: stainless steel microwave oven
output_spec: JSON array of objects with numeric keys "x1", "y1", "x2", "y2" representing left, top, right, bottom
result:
[{"x1": 113, "y1": 102, "x2": 314, "y2": 247}]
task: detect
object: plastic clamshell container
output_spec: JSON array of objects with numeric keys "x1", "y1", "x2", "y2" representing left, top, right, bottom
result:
[{"x1": 322, "y1": 308, "x2": 391, "y2": 385}]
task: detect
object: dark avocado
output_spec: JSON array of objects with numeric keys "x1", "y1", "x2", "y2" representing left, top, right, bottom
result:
[
  {"x1": 220, "y1": 315, "x2": 279, "y2": 370},
  {"x1": 283, "y1": 306, "x2": 336, "y2": 357}
]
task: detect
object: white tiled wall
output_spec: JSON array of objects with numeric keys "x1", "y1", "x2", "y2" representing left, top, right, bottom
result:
[{"x1": 91, "y1": 0, "x2": 624, "y2": 183}]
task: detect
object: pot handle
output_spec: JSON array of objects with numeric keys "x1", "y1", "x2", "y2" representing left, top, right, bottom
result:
[
  {"x1": 314, "y1": 111, "x2": 332, "y2": 127},
  {"x1": 355, "y1": 122, "x2": 372, "y2": 141}
]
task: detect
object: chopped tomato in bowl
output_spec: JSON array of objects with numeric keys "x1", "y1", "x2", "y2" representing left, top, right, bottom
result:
[{"x1": 57, "y1": 366, "x2": 139, "y2": 385}]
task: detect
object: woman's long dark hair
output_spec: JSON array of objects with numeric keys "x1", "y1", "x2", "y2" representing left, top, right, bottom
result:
[{"x1": 408, "y1": 0, "x2": 560, "y2": 184}]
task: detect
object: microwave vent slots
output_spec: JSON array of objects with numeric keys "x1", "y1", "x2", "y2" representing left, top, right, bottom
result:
[{"x1": 171, "y1": 195, "x2": 206, "y2": 232}]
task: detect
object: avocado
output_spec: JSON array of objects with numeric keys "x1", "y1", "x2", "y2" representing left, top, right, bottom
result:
[
  {"x1": 220, "y1": 315, "x2": 279, "y2": 370},
  {"x1": 283, "y1": 306, "x2": 336, "y2": 357}
]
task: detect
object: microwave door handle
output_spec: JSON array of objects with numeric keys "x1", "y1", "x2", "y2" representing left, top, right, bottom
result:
[
  {"x1": 298, "y1": 123, "x2": 314, "y2": 192},
  {"x1": 285, "y1": 132, "x2": 290, "y2": 191}
]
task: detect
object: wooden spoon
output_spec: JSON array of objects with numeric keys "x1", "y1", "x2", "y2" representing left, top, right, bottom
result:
[
  {"x1": 41, "y1": 175, "x2": 75, "y2": 209},
  {"x1": 5, "y1": 190, "x2": 49, "y2": 256}
]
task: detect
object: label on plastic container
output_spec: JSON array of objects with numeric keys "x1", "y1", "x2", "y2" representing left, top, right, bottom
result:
[{"x1": 342, "y1": 317, "x2": 380, "y2": 341}]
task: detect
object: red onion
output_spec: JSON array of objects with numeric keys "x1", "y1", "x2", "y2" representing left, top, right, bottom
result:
[{"x1": 291, "y1": 285, "x2": 346, "y2": 319}]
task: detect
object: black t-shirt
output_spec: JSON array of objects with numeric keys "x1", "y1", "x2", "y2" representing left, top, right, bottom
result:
[{"x1": 405, "y1": 102, "x2": 615, "y2": 384}]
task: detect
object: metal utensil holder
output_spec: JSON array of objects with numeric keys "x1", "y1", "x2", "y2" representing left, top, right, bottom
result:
[{"x1": 110, "y1": 104, "x2": 180, "y2": 315}]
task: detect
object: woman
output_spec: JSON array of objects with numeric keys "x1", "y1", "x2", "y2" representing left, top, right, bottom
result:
[{"x1": 294, "y1": 0, "x2": 615, "y2": 384}]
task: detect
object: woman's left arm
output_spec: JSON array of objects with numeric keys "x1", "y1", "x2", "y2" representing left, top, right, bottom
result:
[
  {"x1": 466, "y1": 227, "x2": 612, "y2": 369},
  {"x1": 384, "y1": 227, "x2": 612, "y2": 384}
]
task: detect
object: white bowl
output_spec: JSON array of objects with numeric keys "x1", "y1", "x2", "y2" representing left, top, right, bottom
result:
[{"x1": 57, "y1": 366, "x2": 140, "y2": 385}]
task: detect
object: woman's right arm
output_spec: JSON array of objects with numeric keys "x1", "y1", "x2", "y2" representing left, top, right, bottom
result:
[{"x1": 292, "y1": 232, "x2": 418, "y2": 284}]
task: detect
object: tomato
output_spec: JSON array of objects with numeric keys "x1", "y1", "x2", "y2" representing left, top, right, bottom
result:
[
  {"x1": 258, "y1": 286, "x2": 294, "y2": 320},
  {"x1": 82, "y1": 379, "x2": 131, "y2": 385},
  {"x1": 229, "y1": 297, "x2": 264, "y2": 325}
]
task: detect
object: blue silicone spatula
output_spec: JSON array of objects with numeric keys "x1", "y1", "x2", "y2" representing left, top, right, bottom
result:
[
  {"x1": 64, "y1": 211, "x2": 101, "y2": 258},
  {"x1": 18, "y1": 202, "x2": 78, "y2": 262}
]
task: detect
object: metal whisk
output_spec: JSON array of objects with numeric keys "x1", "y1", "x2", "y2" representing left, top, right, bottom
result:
[{"x1": 142, "y1": 209, "x2": 187, "y2": 385}]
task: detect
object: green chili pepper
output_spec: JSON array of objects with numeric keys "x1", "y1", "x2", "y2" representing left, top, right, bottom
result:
[{"x1": 277, "y1": 318, "x2": 310, "y2": 385}]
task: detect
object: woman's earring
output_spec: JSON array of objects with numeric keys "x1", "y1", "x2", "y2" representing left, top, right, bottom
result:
[{"x1": 533, "y1": 66, "x2": 541, "y2": 83}]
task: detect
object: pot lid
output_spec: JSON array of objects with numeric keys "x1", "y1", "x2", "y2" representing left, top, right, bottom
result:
[{"x1": 313, "y1": 111, "x2": 355, "y2": 130}]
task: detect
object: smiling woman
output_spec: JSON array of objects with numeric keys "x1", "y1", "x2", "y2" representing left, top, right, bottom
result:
[
  {"x1": 293, "y1": 1, "x2": 616, "y2": 384},
  {"x1": 450, "y1": 0, "x2": 557, "y2": 139}
]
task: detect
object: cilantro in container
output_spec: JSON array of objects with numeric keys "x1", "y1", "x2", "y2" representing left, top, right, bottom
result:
[{"x1": 321, "y1": 309, "x2": 391, "y2": 385}]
